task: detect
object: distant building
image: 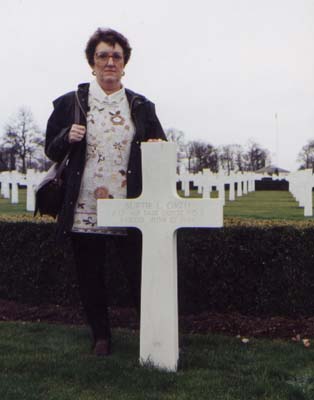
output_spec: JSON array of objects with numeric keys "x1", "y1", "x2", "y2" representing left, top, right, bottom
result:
[{"x1": 255, "y1": 164, "x2": 290, "y2": 176}]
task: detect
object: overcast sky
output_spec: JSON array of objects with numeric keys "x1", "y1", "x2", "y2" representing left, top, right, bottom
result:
[{"x1": 1, "y1": 0, "x2": 313, "y2": 171}]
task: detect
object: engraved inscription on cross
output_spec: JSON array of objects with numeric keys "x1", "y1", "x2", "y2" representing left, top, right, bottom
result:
[{"x1": 97, "y1": 142, "x2": 223, "y2": 371}]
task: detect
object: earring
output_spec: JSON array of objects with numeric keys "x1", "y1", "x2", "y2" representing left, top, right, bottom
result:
[
  {"x1": 121, "y1": 71, "x2": 125, "y2": 76},
  {"x1": 92, "y1": 71, "x2": 96, "y2": 76}
]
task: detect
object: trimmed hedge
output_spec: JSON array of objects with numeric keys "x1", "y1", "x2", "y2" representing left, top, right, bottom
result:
[
  {"x1": 178, "y1": 227, "x2": 314, "y2": 316},
  {"x1": 1, "y1": 220, "x2": 314, "y2": 317},
  {"x1": 255, "y1": 178, "x2": 289, "y2": 191}
]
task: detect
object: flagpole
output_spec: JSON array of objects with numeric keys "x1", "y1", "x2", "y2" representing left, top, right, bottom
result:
[{"x1": 275, "y1": 113, "x2": 279, "y2": 166}]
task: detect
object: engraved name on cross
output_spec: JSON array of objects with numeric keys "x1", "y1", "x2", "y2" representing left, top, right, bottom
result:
[{"x1": 97, "y1": 142, "x2": 223, "y2": 371}]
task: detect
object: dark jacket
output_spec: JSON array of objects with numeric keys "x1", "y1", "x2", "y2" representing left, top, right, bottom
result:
[{"x1": 45, "y1": 82, "x2": 166, "y2": 242}]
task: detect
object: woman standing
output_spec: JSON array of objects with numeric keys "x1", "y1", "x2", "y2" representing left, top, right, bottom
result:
[{"x1": 45, "y1": 28, "x2": 166, "y2": 356}]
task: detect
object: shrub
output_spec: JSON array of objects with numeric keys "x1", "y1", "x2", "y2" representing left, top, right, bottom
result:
[
  {"x1": 177, "y1": 227, "x2": 314, "y2": 316},
  {"x1": 1, "y1": 219, "x2": 314, "y2": 316}
]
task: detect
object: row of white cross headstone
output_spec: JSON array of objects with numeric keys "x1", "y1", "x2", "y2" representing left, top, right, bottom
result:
[
  {"x1": 178, "y1": 168, "x2": 314, "y2": 217},
  {"x1": 0, "y1": 164, "x2": 314, "y2": 219},
  {"x1": 0, "y1": 169, "x2": 45, "y2": 211},
  {"x1": 177, "y1": 168, "x2": 262, "y2": 203},
  {"x1": 1, "y1": 165, "x2": 314, "y2": 217},
  {"x1": 0, "y1": 166, "x2": 259, "y2": 210},
  {"x1": 280, "y1": 169, "x2": 314, "y2": 217}
]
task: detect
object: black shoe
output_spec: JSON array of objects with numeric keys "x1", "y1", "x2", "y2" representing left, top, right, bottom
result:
[{"x1": 93, "y1": 339, "x2": 111, "y2": 356}]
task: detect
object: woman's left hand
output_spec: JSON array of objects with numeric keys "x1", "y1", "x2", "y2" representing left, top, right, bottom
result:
[{"x1": 147, "y1": 138, "x2": 165, "y2": 142}]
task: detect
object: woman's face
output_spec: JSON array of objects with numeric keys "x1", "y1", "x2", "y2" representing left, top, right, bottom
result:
[{"x1": 93, "y1": 41, "x2": 125, "y2": 93}]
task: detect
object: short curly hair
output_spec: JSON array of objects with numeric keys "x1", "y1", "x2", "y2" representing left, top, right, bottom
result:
[{"x1": 85, "y1": 28, "x2": 132, "y2": 67}]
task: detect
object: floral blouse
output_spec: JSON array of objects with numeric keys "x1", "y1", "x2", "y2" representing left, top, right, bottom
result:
[{"x1": 72, "y1": 80, "x2": 135, "y2": 234}]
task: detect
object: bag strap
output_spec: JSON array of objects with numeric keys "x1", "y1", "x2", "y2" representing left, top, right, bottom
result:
[
  {"x1": 75, "y1": 91, "x2": 86, "y2": 121},
  {"x1": 54, "y1": 91, "x2": 81, "y2": 179},
  {"x1": 55, "y1": 151, "x2": 70, "y2": 180},
  {"x1": 74, "y1": 91, "x2": 81, "y2": 123}
]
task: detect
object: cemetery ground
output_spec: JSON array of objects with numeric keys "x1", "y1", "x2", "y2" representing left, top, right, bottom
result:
[
  {"x1": 1, "y1": 189, "x2": 314, "y2": 399},
  {"x1": 1, "y1": 321, "x2": 314, "y2": 400}
]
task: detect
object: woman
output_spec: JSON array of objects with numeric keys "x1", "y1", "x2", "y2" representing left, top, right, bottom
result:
[{"x1": 45, "y1": 28, "x2": 166, "y2": 356}]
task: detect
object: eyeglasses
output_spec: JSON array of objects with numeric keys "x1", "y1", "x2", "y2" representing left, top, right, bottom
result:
[{"x1": 94, "y1": 51, "x2": 124, "y2": 63}]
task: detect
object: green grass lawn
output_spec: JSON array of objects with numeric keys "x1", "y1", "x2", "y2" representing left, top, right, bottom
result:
[
  {"x1": 179, "y1": 189, "x2": 314, "y2": 221},
  {"x1": 1, "y1": 322, "x2": 314, "y2": 400},
  {"x1": 0, "y1": 189, "x2": 31, "y2": 215},
  {"x1": 223, "y1": 190, "x2": 311, "y2": 220}
]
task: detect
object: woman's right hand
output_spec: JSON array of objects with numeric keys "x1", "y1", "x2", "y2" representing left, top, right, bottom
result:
[{"x1": 68, "y1": 124, "x2": 86, "y2": 143}]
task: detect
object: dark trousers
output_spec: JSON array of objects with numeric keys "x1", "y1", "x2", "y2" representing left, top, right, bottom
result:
[{"x1": 71, "y1": 229, "x2": 142, "y2": 342}]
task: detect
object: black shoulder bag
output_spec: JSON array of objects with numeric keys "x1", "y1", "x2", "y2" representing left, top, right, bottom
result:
[{"x1": 34, "y1": 92, "x2": 80, "y2": 218}]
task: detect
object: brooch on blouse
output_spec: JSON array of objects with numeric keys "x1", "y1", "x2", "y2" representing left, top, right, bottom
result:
[{"x1": 109, "y1": 111, "x2": 125, "y2": 126}]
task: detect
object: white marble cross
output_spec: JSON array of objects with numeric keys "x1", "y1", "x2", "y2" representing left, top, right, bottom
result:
[{"x1": 97, "y1": 142, "x2": 223, "y2": 371}]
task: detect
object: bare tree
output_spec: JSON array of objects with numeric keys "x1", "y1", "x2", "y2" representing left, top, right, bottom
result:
[
  {"x1": 202, "y1": 143, "x2": 219, "y2": 172},
  {"x1": 244, "y1": 140, "x2": 269, "y2": 171},
  {"x1": 165, "y1": 128, "x2": 185, "y2": 148},
  {"x1": 1, "y1": 107, "x2": 45, "y2": 173},
  {"x1": 234, "y1": 144, "x2": 245, "y2": 172},
  {"x1": 185, "y1": 141, "x2": 197, "y2": 172},
  {"x1": 219, "y1": 144, "x2": 247, "y2": 174},
  {"x1": 219, "y1": 145, "x2": 236, "y2": 173},
  {"x1": 297, "y1": 140, "x2": 314, "y2": 170},
  {"x1": 185, "y1": 140, "x2": 218, "y2": 172},
  {"x1": 166, "y1": 128, "x2": 186, "y2": 171},
  {"x1": 0, "y1": 146, "x2": 16, "y2": 171}
]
